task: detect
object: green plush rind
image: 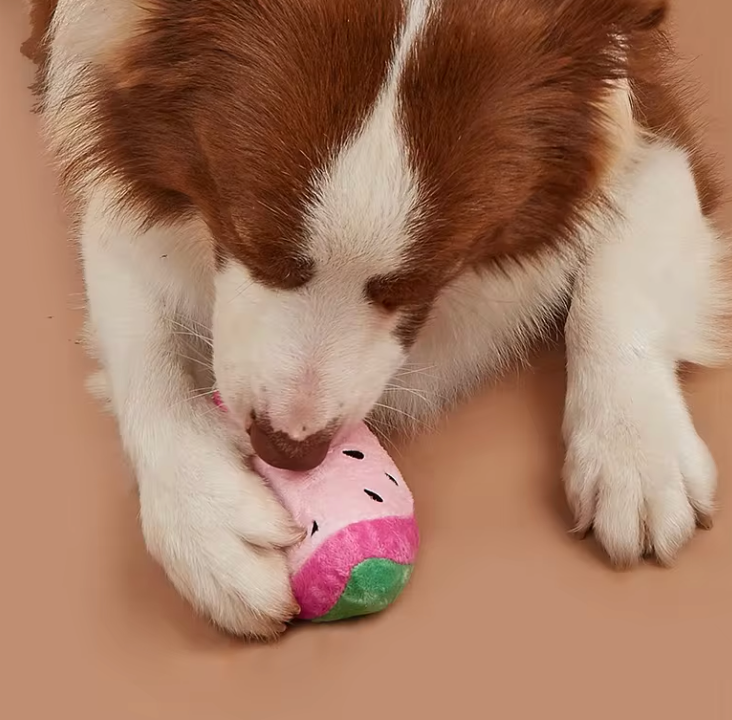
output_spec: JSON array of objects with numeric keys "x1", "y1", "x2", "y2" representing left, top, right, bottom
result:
[{"x1": 313, "y1": 558, "x2": 413, "y2": 623}]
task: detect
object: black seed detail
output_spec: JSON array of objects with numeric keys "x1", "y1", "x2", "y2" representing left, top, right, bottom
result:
[
  {"x1": 364, "y1": 489, "x2": 383, "y2": 503},
  {"x1": 386, "y1": 472, "x2": 398, "y2": 486},
  {"x1": 343, "y1": 450, "x2": 365, "y2": 460},
  {"x1": 311, "y1": 521, "x2": 319, "y2": 536}
]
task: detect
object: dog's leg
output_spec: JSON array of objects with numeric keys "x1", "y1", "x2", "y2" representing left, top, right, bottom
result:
[
  {"x1": 81, "y1": 189, "x2": 303, "y2": 637},
  {"x1": 563, "y1": 142, "x2": 729, "y2": 566}
]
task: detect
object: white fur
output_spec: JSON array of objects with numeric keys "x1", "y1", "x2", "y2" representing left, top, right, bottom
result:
[
  {"x1": 563, "y1": 141, "x2": 728, "y2": 565},
  {"x1": 305, "y1": 0, "x2": 432, "y2": 269},
  {"x1": 40, "y1": 0, "x2": 730, "y2": 636},
  {"x1": 384, "y1": 246, "x2": 578, "y2": 426},
  {"x1": 80, "y1": 186, "x2": 304, "y2": 637}
]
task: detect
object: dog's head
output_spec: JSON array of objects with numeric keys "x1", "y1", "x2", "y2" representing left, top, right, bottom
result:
[{"x1": 92, "y1": 0, "x2": 667, "y2": 468}]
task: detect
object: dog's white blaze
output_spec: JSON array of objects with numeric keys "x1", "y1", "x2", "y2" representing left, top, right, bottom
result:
[{"x1": 304, "y1": 0, "x2": 435, "y2": 271}]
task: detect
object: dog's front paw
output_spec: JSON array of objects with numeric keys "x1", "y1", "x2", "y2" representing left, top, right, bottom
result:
[
  {"x1": 563, "y1": 367, "x2": 716, "y2": 567},
  {"x1": 138, "y1": 433, "x2": 305, "y2": 639}
]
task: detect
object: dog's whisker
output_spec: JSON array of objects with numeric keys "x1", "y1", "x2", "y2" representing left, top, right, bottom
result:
[
  {"x1": 373, "y1": 402, "x2": 425, "y2": 428},
  {"x1": 368, "y1": 420, "x2": 400, "y2": 454},
  {"x1": 168, "y1": 318, "x2": 213, "y2": 346},
  {"x1": 169, "y1": 320, "x2": 211, "y2": 337},
  {"x1": 177, "y1": 353, "x2": 214, "y2": 370},
  {"x1": 383, "y1": 385, "x2": 434, "y2": 404},
  {"x1": 198, "y1": 403, "x2": 224, "y2": 422},
  {"x1": 226, "y1": 279, "x2": 256, "y2": 305},
  {"x1": 170, "y1": 330, "x2": 214, "y2": 351},
  {"x1": 171, "y1": 330, "x2": 214, "y2": 347},
  {"x1": 376, "y1": 431, "x2": 401, "y2": 457},
  {"x1": 187, "y1": 317, "x2": 213, "y2": 333},
  {"x1": 168, "y1": 388, "x2": 218, "y2": 409},
  {"x1": 394, "y1": 366, "x2": 437, "y2": 379},
  {"x1": 188, "y1": 388, "x2": 217, "y2": 399}
]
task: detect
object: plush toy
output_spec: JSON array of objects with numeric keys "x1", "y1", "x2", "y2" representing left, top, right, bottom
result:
[{"x1": 212, "y1": 393, "x2": 419, "y2": 623}]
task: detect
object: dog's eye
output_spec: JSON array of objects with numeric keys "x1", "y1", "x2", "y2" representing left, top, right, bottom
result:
[
  {"x1": 365, "y1": 276, "x2": 407, "y2": 313},
  {"x1": 365, "y1": 272, "x2": 438, "y2": 314},
  {"x1": 365, "y1": 293, "x2": 400, "y2": 314},
  {"x1": 377, "y1": 299, "x2": 399, "y2": 313}
]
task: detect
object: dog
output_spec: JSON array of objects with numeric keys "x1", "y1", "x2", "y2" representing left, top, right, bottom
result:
[{"x1": 23, "y1": 0, "x2": 729, "y2": 638}]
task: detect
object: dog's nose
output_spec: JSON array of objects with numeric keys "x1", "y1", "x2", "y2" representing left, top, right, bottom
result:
[{"x1": 249, "y1": 415, "x2": 335, "y2": 472}]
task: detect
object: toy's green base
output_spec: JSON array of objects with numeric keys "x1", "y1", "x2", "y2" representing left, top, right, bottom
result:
[{"x1": 313, "y1": 558, "x2": 414, "y2": 623}]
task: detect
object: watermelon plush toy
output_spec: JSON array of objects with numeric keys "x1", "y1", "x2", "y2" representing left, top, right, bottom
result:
[{"x1": 213, "y1": 393, "x2": 419, "y2": 623}]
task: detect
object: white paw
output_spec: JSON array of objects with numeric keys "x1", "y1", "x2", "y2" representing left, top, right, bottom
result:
[
  {"x1": 138, "y1": 432, "x2": 305, "y2": 638},
  {"x1": 563, "y1": 366, "x2": 716, "y2": 566}
]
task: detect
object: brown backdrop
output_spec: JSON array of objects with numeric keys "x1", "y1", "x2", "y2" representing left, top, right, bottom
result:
[{"x1": 1, "y1": 2, "x2": 731, "y2": 718}]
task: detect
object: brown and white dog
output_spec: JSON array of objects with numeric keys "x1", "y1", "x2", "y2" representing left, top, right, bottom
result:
[{"x1": 23, "y1": 0, "x2": 730, "y2": 638}]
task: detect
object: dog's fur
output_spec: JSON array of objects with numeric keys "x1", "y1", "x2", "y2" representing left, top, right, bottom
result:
[{"x1": 24, "y1": 0, "x2": 730, "y2": 638}]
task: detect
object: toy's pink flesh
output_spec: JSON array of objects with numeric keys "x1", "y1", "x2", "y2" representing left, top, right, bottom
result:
[
  {"x1": 253, "y1": 422, "x2": 415, "y2": 573},
  {"x1": 291, "y1": 515, "x2": 418, "y2": 619},
  {"x1": 211, "y1": 393, "x2": 418, "y2": 619}
]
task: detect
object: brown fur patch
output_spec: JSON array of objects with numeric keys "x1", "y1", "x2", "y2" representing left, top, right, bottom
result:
[
  {"x1": 56, "y1": 0, "x2": 404, "y2": 288},
  {"x1": 398, "y1": 0, "x2": 675, "y2": 272}
]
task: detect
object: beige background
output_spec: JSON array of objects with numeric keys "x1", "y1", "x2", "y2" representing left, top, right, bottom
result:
[{"x1": 1, "y1": 2, "x2": 731, "y2": 718}]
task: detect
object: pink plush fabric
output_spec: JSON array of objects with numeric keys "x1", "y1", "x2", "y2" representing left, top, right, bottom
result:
[
  {"x1": 290, "y1": 516, "x2": 418, "y2": 619},
  {"x1": 253, "y1": 422, "x2": 416, "y2": 573}
]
